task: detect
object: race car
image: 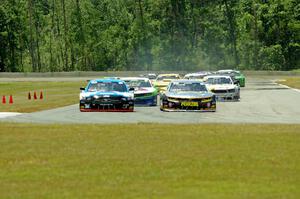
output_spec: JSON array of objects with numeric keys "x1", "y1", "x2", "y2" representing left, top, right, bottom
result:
[
  {"x1": 146, "y1": 73, "x2": 157, "y2": 80},
  {"x1": 152, "y1": 73, "x2": 181, "y2": 92},
  {"x1": 203, "y1": 75, "x2": 240, "y2": 101},
  {"x1": 184, "y1": 71, "x2": 211, "y2": 80},
  {"x1": 216, "y1": 69, "x2": 245, "y2": 87},
  {"x1": 79, "y1": 79, "x2": 134, "y2": 112},
  {"x1": 121, "y1": 77, "x2": 158, "y2": 106},
  {"x1": 160, "y1": 80, "x2": 216, "y2": 112}
]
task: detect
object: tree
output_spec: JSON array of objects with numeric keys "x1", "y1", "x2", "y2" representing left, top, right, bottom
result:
[{"x1": 0, "y1": 0, "x2": 299, "y2": 72}]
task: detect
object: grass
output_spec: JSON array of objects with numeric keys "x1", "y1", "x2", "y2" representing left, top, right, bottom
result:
[
  {"x1": 0, "y1": 123, "x2": 299, "y2": 199},
  {"x1": 292, "y1": 69, "x2": 300, "y2": 72},
  {"x1": 0, "y1": 81, "x2": 85, "y2": 112},
  {"x1": 277, "y1": 77, "x2": 300, "y2": 89}
]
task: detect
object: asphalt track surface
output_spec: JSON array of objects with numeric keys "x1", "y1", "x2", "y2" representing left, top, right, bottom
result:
[{"x1": 1, "y1": 77, "x2": 300, "y2": 124}]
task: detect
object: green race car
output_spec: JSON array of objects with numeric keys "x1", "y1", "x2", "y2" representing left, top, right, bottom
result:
[{"x1": 216, "y1": 70, "x2": 245, "y2": 87}]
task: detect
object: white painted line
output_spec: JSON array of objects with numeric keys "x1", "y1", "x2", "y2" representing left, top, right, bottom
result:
[
  {"x1": 278, "y1": 83, "x2": 300, "y2": 93},
  {"x1": 0, "y1": 112, "x2": 22, "y2": 119},
  {"x1": 271, "y1": 79, "x2": 300, "y2": 93}
]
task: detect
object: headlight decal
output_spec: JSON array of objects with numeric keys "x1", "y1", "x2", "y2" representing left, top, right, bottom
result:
[{"x1": 201, "y1": 98, "x2": 212, "y2": 103}]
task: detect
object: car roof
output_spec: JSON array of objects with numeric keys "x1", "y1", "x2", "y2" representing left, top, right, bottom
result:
[
  {"x1": 170, "y1": 80, "x2": 205, "y2": 84},
  {"x1": 120, "y1": 77, "x2": 150, "y2": 81},
  {"x1": 157, "y1": 73, "x2": 180, "y2": 77},
  {"x1": 217, "y1": 69, "x2": 240, "y2": 73},
  {"x1": 205, "y1": 75, "x2": 232, "y2": 79},
  {"x1": 89, "y1": 79, "x2": 125, "y2": 83},
  {"x1": 217, "y1": 69, "x2": 234, "y2": 72},
  {"x1": 184, "y1": 73, "x2": 207, "y2": 77}
]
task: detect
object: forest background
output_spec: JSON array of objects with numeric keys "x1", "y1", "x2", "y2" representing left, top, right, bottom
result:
[{"x1": 0, "y1": 0, "x2": 299, "y2": 72}]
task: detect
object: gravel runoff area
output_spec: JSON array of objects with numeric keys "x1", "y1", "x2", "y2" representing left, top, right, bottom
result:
[{"x1": 1, "y1": 76, "x2": 300, "y2": 124}]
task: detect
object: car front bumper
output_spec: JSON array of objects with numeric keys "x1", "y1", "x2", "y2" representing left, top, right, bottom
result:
[
  {"x1": 214, "y1": 93, "x2": 240, "y2": 101},
  {"x1": 79, "y1": 99, "x2": 134, "y2": 112},
  {"x1": 160, "y1": 98, "x2": 216, "y2": 112},
  {"x1": 236, "y1": 77, "x2": 245, "y2": 87},
  {"x1": 134, "y1": 95, "x2": 157, "y2": 106}
]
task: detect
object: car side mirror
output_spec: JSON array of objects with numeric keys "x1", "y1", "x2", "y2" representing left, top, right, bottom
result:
[
  {"x1": 80, "y1": 87, "x2": 85, "y2": 91},
  {"x1": 129, "y1": 87, "x2": 135, "y2": 92}
]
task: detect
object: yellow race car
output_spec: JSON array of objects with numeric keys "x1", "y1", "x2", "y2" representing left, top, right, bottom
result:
[{"x1": 152, "y1": 74, "x2": 181, "y2": 92}]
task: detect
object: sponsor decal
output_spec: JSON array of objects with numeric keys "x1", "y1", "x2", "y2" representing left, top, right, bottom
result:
[{"x1": 181, "y1": 101, "x2": 198, "y2": 107}]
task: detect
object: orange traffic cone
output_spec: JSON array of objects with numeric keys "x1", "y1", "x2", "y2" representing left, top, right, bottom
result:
[
  {"x1": 40, "y1": 91, "x2": 43, "y2": 100},
  {"x1": 9, "y1": 95, "x2": 13, "y2": 104},
  {"x1": 34, "y1": 91, "x2": 37, "y2": 100},
  {"x1": 2, "y1": 96, "x2": 6, "y2": 104},
  {"x1": 28, "y1": 92, "x2": 31, "y2": 100}
]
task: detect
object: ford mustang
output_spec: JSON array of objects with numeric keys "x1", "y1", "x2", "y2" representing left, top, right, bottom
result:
[
  {"x1": 79, "y1": 79, "x2": 134, "y2": 112},
  {"x1": 204, "y1": 75, "x2": 240, "y2": 101},
  {"x1": 121, "y1": 77, "x2": 158, "y2": 106},
  {"x1": 160, "y1": 80, "x2": 216, "y2": 112}
]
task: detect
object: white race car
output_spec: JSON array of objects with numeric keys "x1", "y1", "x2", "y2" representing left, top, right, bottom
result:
[{"x1": 203, "y1": 75, "x2": 240, "y2": 101}]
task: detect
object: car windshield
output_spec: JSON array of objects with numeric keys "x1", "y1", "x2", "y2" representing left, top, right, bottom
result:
[
  {"x1": 147, "y1": 74, "x2": 156, "y2": 79},
  {"x1": 87, "y1": 81, "x2": 127, "y2": 92},
  {"x1": 169, "y1": 82, "x2": 207, "y2": 92},
  {"x1": 207, "y1": 77, "x2": 232, "y2": 85},
  {"x1": 185, "y1": 75, "x2": 205, "y2": 79},
  {"x1": 124, "y1": 80, "x2": 152, "y2": 88},
  {"x1": 156, "y1": 75, "x2": 179, "y2": 81},
  {"x1": 232, "y1": 71, "x2": 241, "y2": 75},
  {"x1": 218, "y1": 71, "x2": 240, "y2": 76}
]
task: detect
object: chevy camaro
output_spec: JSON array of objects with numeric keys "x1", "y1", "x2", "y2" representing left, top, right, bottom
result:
[
  {"x1": 204, "y1": 75, "x2": 240, "y2": 101},
  {"x1": 121, "y1": 77, "x2": 158, "y2": 106},
  {"x1": 152, "y1": 73, "x2": 181, "y2": 92},
  {"x1": 216, "y1": 69, "x2": 245, "y2": 87},
  {"x1": 160, "y1": 80, "x2": 216, "y2": 112}
]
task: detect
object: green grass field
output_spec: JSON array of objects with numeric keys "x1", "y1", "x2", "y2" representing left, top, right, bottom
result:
[
  {"x1": 0, "y1": 81, "x2": 85, "y2": 112},
  {"x1": 0, "y1": 123, "x2": 299, "y2": 199},
  {"x1": 277, "y1": 77, "x2": 300, "y2": 89}
]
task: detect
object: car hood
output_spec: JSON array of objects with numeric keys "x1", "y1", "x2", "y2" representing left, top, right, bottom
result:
[
  {"x1": 153, "y1": 81, "x2": 170, "y2": 86},
  {"x1": 134, "y1": 87, "x2": 157, "y2": 94},
  {"x1": 235, "y1": 75, "x2": 245, "y2": 79},
  {"x1": 166, "y1": 91, "x2": 214, "y2": 99},
  {"x1": 207, "y1": 84, "x2": 236, "y2": 90},
  {"x1": 81, "y1": 91, "x2": 133, "y2": 98}
]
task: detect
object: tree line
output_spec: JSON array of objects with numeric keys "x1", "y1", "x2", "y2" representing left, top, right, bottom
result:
[{"x1": 0, "y1": 0, "x2": 299, "y2": 72}]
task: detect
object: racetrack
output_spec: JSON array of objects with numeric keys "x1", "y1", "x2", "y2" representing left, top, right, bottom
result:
[{"x1": 1, "y1": 77, "x2": 300, "y2": 124}]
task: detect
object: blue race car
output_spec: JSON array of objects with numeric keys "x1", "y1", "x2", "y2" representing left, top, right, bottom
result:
[
  {"x1": 121, "y1": 77, "x2": 158, "y2": 106},
  {"x1": 79, "y1": 79, "x2": 134, "y2": 112}
]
